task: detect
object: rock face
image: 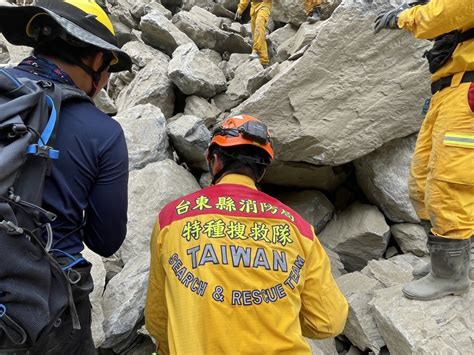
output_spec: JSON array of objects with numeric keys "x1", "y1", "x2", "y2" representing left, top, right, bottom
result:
[
  {"x1": 172, "y1": 7, "x2": 251, "y2": 54},
  {"x1": 116, "y1": 57, "x2": 175, "y2": 118},
  {"x1": 391, "y1": 223, "x2": 428, "y2": 256},
  {"x1": 115, "y1": 104, "x2": 169, "y2": 170},
  {"x1": 168, "y1": 43, "x2": 227, "y2": 98},
  {"x1": 140, "y1": 11, "x2": 193, "y2": 56},
  {"x1": 233, "y1": 0, "x2": 430, "y2": 165},
  {"x1": 119, "y1": 160, "x2": 201, "y2": 264},
  {"x1": 277, "y1": 190, "x2": 334, "y2": 233},
  {"x1": 121, "y1": 40, "x2": 168, "y2": 70},
  {"x1": 319, "y1": 203, "x2": 390, "y2": 272},
  {"x1": 93, "y1": 89, "x2": 117, "y2": 116},
  {"x1": 372, "y1": 285, "x2": 474, "y2": 355},
  {"x1": 354, "y1": 135, "x2": 419, "y2": 223},
  {"x1": 168, "y1": 115, "x2": 211, "y2": 171}
]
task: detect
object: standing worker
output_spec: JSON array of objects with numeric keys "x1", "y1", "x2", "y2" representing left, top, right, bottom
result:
[
  {"x1": 374, "y1": 0, "x2": 474, "y2": 300},
  {"x1": 0, "y1": 0, "x2": 131, "y2": 352},
  {"x1": 235, "y1": 0, "x2": 271, "y2": 66},
  {"x1": 145, "y1": 114, "x2": 348, "y2": 354},
  {"x1": 304, "y1": 0, "x2": 322, "y2": 23}
]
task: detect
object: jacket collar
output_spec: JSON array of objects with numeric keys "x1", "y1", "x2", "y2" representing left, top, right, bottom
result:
[{"x1": 217, "y1": 174, "x2": 257, "y2": 190}]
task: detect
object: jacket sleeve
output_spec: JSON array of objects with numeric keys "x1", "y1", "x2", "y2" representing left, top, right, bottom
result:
[
  {"x1": 145, "y1": 222, "x2": 170, "y2": 355},
  {"x1": 83, "y1": 128, "x2": 129, "y2": 257},
  {"x1": 397, "y1": 0, "x2": 474, "y2": 39},
  {"x1": 300, "y1": 234, "x2": 348, "y2": 339},
  {"x1": 237, "y1": 0, "x2": 250, "y2": 14}
]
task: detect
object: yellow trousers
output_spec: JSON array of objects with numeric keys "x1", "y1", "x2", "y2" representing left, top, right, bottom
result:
[
  {"x1": 409, "y1": 82, "x2": 474, "y2": 240},
  {"x1": 250, "y1": 2, "x2": 270, "y2": 65},
  {"x1": 303, "y1": 0, "x2": 321, "y2": 15}
]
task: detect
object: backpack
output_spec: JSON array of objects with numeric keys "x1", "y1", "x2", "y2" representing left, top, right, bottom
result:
[{"x1": 0, "y1": 68, "x2": 89, "y2": 351}]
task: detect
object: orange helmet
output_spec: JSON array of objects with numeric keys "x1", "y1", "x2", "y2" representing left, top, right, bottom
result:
[{"x1": 209, "y1": 114, "x2": 274, "y2": 163}]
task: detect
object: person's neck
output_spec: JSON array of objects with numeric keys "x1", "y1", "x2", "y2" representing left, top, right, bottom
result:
[{"x1": 40, "y1": 55, "x2": 91, "y2": 92}]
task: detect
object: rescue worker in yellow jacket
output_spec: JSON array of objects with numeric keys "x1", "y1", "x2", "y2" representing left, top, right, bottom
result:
[
  {"x1": 374, "y1": 0, "x2": 474, "y2": 301},
  {"x1": 235, "y1": 0, "x2": 271, "y2": 65},
  {"x1": 145, "y1": 114, "x2": 348, "y2": 354},
  {"x1": 304, "y1": 0, "x2": 322, "y2": 23}
]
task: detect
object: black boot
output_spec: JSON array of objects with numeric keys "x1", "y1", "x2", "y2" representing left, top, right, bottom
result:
[
  {"x1": 403, "y1": 234, "x2": 471, "y2": 301},
  {"x1": 307, "y1": 6, "x2": 321, "y2": 24}
]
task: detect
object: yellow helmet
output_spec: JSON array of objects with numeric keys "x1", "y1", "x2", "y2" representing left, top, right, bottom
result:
[{"x1": 0, "y1": 0, "x2": 132, "y2": 72}]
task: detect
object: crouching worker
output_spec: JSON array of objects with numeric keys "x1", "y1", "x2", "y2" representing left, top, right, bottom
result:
[
  {"x1": 145, "y1": 114, "x2": 348, "y2": 354},
  {"x1": 235, "y1": 0, "x2": 271, "y2": 66}
]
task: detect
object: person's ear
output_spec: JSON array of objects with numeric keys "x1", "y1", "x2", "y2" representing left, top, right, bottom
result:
[{"x1": 91, "y1": 51, "x2": 105, "y2": 72}]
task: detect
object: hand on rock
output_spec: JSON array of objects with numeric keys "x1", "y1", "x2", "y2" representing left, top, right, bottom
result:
[
  {"x1": 374, "y1": 8, "x2": 402, "y2": 34},
  {"x1": 234, "y1": 10, "x2": 242, "y2": 21}
]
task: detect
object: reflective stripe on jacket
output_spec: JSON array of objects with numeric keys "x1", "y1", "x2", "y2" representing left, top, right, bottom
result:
[
  {"x1": 145, "y1": 174, "x2": 348, "y2": 355},
  {"x1": 398, "y1": 0, "x2": 474, "y2": 82}
]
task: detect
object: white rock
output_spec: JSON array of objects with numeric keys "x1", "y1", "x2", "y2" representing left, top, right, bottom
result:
[
  {"x1": 140, "y1": 11, "x2": 193, "y2": 56},
  {"x1": 391, "y1": 223, "x2": 428, "y2": 256},
  {"x1": 184, "y1": 96, "x2": 222, "y2": 128},
  {"x1": 168, "y1": 43, "x2": 227, "y2": 98},
  {"x1": 200, "y1": 48, "x2": 222, "y2": 67},
  {"x1": 115, "y1": 104, "x2": 170, "y2": 170},
  {"x1": 319, "y1": 203, "x2": 390, "y2": 272},
  {"x1": 130, "y1": 2, "x2": 172, "y2": 20},
  {"x1": 354, "y1": 135, "x2": 419, "y2": 223},
  {"x1": 93, "y1": 89, "x2": 117, "y2": 115},
  {"x1": 168, "y1": 115, "x2": 211, "y2": 171},
  {"x1": 268, "y1": 23, "x2": 298, "y2": 52},
  {"x1": 121, "y1": 40, "x2": 169, "y2": 69},
  {"x1": 116, "y1": 57, "x2": 175, "y2": 118},
  {"x1": 232, "y1": 0, "x2": 430, "y2": 166},
  {"x1": 119, "y1": 160, "x2": 201, "y2": 263}
]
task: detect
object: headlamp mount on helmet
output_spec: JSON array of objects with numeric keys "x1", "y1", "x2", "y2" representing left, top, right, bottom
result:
[{"x1": 213, "y1": 120, "x2": 271, "y2": 146}]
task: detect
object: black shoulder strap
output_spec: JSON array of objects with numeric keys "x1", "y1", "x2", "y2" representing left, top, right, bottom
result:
[{"x1": 460, "y1": 28, "x2": 474, "y2": 43}]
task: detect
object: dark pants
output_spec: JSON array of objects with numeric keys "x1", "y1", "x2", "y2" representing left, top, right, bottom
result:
[{"x1": 29, "y1": 264, "x2": 96, "y2": 355}]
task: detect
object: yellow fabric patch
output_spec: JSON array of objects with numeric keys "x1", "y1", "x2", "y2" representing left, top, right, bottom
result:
[{"x1": 443, "y1": 132, "x2": 474, "y2": 149}]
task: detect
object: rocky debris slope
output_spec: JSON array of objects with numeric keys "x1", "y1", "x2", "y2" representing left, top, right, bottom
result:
[{"x1": 2, "y1": 0, "x2": 472, "y2": 354}]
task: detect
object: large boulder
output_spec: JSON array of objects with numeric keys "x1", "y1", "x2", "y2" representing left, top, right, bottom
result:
[
  {"x1": 172, "y1": 7, "x2": 251, "y2": 54},
  {"x1": 272, "y1": 0, "x2": 342, "y2": 25},
  {"x1": 119, "y1": 160, "x2": 201, "y2": 263},
  {"x1": 168, "y1": 43, "x2": 227, "y2": 98},
  {"x1": 354, "y1": 135, "x2": 419, "y2": 223},
  {"x1": 115, "y1": 104, "x2": 170, "y2": 170},
  {"x1": 372, "y1": 285, "x2": 474, "y2": 355},
  {"x1": 268, "y1": 24, "x2": 298, "y2": 53},
  {"x1": 319, "y1": 203, "x2": 390, "y2": 272},
  {"x1": 102, "y1": 253, "x2": 149, "y2": 349},
  {"x1": 184, "y1": 96, "x2": 222, "y2": 128},
  {"x1": 168, "y1": 115, "x2": 211, "y2": 171},
  {"x1": 140, "y1": 11, "x2": 193, "y2": 56},
  {"x1": 121, "y1": 40, "x2": 169, "y2": 70},
  {"x1": 276, "y1": 190, "x2": 334, "y2": 233},
  {"x1": 116, "y1": 57, "x2": 175, "y2": 118},
  {"x1": 232, "y1": 0, "x2": 430, "y2": 165},
  {"x1": 391, "y1": 223, "x2": 428, "y2": 256},
  {"x1": 93, "y1": 89, "x2": 117, "y2": 116}
]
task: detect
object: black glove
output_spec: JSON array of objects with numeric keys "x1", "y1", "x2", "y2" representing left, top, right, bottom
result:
[{"x1": 374, "y1": 7, "x2": 403, "y2": 34}]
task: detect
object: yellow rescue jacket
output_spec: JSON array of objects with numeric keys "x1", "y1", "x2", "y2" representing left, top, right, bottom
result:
[
  {"x1": 145, "y1": 174, "x2": 348, "y2": 355},
  {"x1": 398, "y1": 0, "x2": 474, "y2": 82}
]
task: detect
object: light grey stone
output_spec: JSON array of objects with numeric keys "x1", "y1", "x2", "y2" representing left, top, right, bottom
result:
[
  {"x1": 0, "y1": 42, "x2": 9, "y2": 64},
  {"x1": 262, "y1": 161, "x2": 350, "y2": 191},
  {"x1": 268, "y1": 24, "x2": 298, "y2": 52},
  {"x1": 121, "y1": 40, "x2": 169, "y2": 69},
  {"x1": 372, "y1": 285, "x2": 474, "y2": 355},
  {"x1": 232, "y1": 0, "x2": 430, "y2": 166},
  {"x1": 93, "y1": 89, "x2": 117, "y2": 115},
  {"x1": 272, "y1": 0, "x2": 342, "y2": 25},
  {"x1": 325, "y1": 247, "x2": 346, "y2": 279},
  {"x1": 82, "y1": 248, "x2": 106, "y2": 348},
  {"x1": 319, "y1": 203, "x2": 390, "y2": 272},
  {"x1": 108, "y1": 0, "x2": 140, "y2": 30},
  {"x1": 337, "y1": 271, "x2": 384, "y2": 353},
  {"x1": 169, "y1": 43, "x2": 227, "y2": 98},
  {"x1": 200, "y1": 48, "x2": 222, "y2": 67},
  {"x1": 140, "y1": 11, "x2": 193, "y2": 55},
  {"x1": 199, "y1": 172, "x2": 212, "y2": 188},
  {"x1": 119, "y1": 160, "x2": 200, "y2": 263},
  {"x1": 391, "y1": 223, "x2": 428, "y2": 256},
  {"x1": 227, "y1": 61, "x2": 279, "y2": 101},
  {"x1": 172, "y1": 7, "x2": 251, "y2": 54},
  {"x1": 116, "y1": 57, "x2": 175, "y2": 118},
  {"x1": 102, "y1": 253, "x2": 149, "y2": 348},
  {"x1": 287, "y1": 22, "x2": 320, "y2": 57},
  {"x1": 354, "y1": 135, "x2": 419, "y2": 223},
  {"x1": 0, "y1": 33, "x2": 30, "y2": 65},
  {"x1": 277, "y1": 190, "x2": 334, "y2": 234},
  {"x1": 184, "y1": 96, "x2": 222, "y2": 128},
  {"x1": 131, "y1": 2, "x2": 172, "y2": 20},
  {"x1": 168, "y1": 115, "x2": 211, "y2": 171},
  {"x1": 221, "y1": 53, "x2": 251, "y2": 80},
  {"x1": 115, "y1": 104, "x2": 169, "y2": 170}
]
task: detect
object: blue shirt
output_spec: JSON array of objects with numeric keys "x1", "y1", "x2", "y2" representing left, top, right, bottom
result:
[{"x1": 6, "y1": 57, "x2": 128, "y2": 257}]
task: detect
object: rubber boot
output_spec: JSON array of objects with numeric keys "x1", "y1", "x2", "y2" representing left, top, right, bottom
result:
[
  {"x1": 307, "y1": 7, "x2": 321, "y2": 24},
  {"x1": 249, "y1": 51, "x2": 259, "y2": 60},
  {"x1": 403, "y1": 235, "x2": 471, "y2": 301},
  {"x1": 413, "y1": 236, "x2": 474, "y2": 280}
]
